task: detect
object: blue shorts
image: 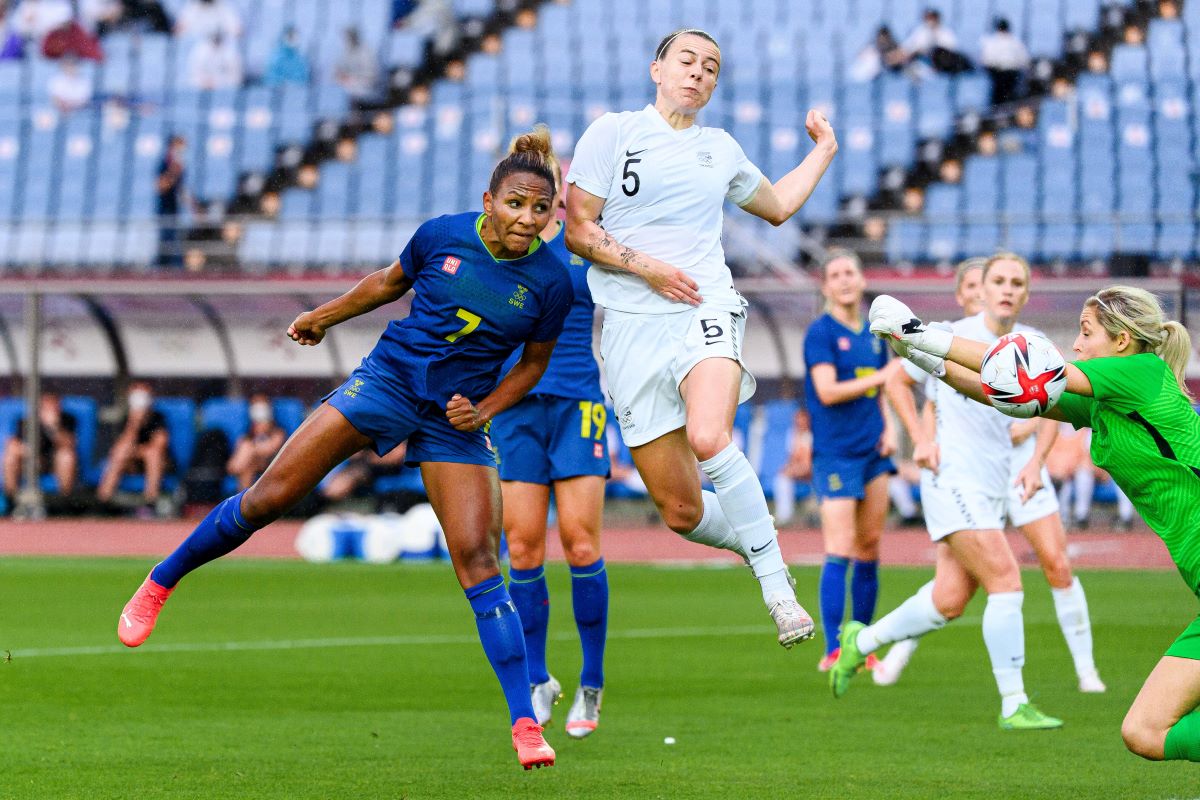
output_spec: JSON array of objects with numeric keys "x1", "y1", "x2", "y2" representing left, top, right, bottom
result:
[
  {"x1": 324, "y1": 363, "x2": 497, "y2": 468},
  {"x1": 812, "y1": 451, "x2": 895, "y2": 501},
  {"x1": 491, "y1": 394, "x2": 611, "y2": 484}
]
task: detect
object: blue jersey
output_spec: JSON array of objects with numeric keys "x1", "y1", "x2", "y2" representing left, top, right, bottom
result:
[
  {"x1": 365, "y1": 212, "x2": 573, "y2": 407},
  {"x1": 500, "y1": 222, "x2": 602, "y2": 400},
  {"x1": 803, "y1": 312, "x2": 888, "y2": 458}
]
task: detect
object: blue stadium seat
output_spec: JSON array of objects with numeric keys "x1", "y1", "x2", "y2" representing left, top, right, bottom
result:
[
  {"x1": 1109, "y1": 45, "x2": 1148, "y2": 82},
  {"x1": 886, "y1": 219, "x2": 925, "y2": 262},
  {"x1": 199, "y1": 397, "x2": 250, "y2": 448}
]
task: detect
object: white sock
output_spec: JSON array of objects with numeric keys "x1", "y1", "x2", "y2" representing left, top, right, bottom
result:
[
  {"x1": 881, "y1": 637, "x2": 920, "y2": 671},
  {"x1": 699, "y1": 443, "x2": 791, "y2": 604},
  {"x1": 1052, "y1": 577, "x2": 1096, "y2": 675},
  {"x1": 1115, "y1": 485, "x2": 1134, "y2": 523},
  {"x1": 772, "y1": 474, "x2": 795, "y2": 525},
  {"x1": 983, "y1": 591, "x2": 1028, "y2": 716},
  {"x1": 1072, "y1": 468, "x2": 1093, "y2": 523},
  {"x1": 680, "y1": 490, "x2": 744, "y2": 555},
  {"x1": 888, "y1": 476, "x2": 918, "y2": 518},
  {"x1": 855, "y1": 580, "x2": 947, "y2": 655}
]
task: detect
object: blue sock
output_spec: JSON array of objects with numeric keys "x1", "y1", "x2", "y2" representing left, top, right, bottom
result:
[
  {"x1": 570, "y1": 558, "x2": 608, "y2": 689},
  {"x1": 508, "y1": 565, "x2": 550, "y2": 684},
  {"x1": 819, "y1": 555, "x2": 850, "y2": 655},
  {"x1": 466, "y1": 574, "x2": 536, "y2": 725},
  {"x1": 151, "y1": 490, "x2": 256, "y2": 588},
  {"x1": 851, "y1": 559, "x2": 880, "y2": 625}
]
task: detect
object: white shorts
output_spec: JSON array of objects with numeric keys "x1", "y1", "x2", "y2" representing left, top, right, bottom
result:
[
  {"x1": 600, "y1": 303, "x2": 757, "y2": 447},
  {"x1": 920, "y1": 472, "x2": 1007, "y2": 541},
  {"x1": 921, "y1": 467, "x2": 1061, "y2": 540},
  {"x1": 1006, "y1": 465, "x2": 1060, "y2": 528}
]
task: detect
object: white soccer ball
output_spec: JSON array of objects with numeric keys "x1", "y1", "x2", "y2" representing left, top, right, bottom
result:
[{"x1": 979, "y1": 332, "x2": 1067, "y2": 419}]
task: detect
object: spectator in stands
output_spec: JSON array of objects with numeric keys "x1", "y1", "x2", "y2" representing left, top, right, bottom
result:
[
  {"x1": 12, "y1": 0, "x2": 72, "y2": 46},
  {"x1": 174, "y1": 0, "x2": 239, "y2": 39},
  {"x1": 226, "y1": 395, "x2": 286, "y2": 492},
  {"x1": 2, "y1": 393, "x2": 78, "y2": 506},
  {"x1": 334, "y1": 26, "x2": 379, "y2": 103},
  {"x1": 1160, "y1": 0, "x2": 1180, "y2": 20},
  {"x1": 186, "y1": 30, "x2": 243, "y2": 90},
  {"x1": 903, "y1": 8, "x2": 970, "y2": 74},
  {"x1": 318, "y1": 445, "x2": 407, "y2": 507},
  {"x1": 155, "y1": 134, "x2": 187, "y2": 267},
  {"x1": 48, "y1": 56, "x2": 92, "y2": 112},
  {"x1": 97, "y1": 381, "x2": 171, "y2": 511},
  {"x1": 849, "y1": 24, "x2": 907, "y2": 82},
  {"x1": 396, "y1": 0, "x2": 457, "y2": 57},
  {"x1": 998, "y1": 102, "x2": 1037, "y2": 153},
  {"x1": 980, "y1": 17, "x2": 1029, "y2": 106},
  {"x1": 91, "y1": 0, "x2": 172, "y2": 34},
  {"x1": 263, "y1": 25, "x2": 309, "y2": 86}
]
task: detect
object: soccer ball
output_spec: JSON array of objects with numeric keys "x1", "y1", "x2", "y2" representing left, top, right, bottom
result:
[{"x1": 979, "y1": 332, "x2": 1067, "y2": 419}]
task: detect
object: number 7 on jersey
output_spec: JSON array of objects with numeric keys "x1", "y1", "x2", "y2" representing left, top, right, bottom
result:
[{"x1": 445, "y1": 308, "x2": 482, "y2": 343}]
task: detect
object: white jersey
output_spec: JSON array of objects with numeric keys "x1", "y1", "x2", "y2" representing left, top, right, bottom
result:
[
  {"x1": 903, "y1": 312, "x2": 1043, "y2": 494},
  {"x1": 566, "y1": 105, "x2": 765, "y2": 315}
]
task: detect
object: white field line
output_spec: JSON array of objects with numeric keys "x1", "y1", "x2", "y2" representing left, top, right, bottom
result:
[{"x1": 9, "y1": 624, "x2": 771, "y2": 659}]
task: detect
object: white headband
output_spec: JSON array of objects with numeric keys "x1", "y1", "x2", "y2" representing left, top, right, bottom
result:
[{"x1": 655, "y1": 29, "x2": 717, "y2": 61}]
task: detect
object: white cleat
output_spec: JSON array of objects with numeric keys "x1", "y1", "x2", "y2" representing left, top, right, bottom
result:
[
  {"x1": 768, "y1": 597, "x2": 815, "y2": 648},
  {"x1": 565, "y1": 685, "x2": 602, "y2": 739},
  {"x1": 1077, "y1": 670, "x2": 1107, "y2": 694},
  {"x1": 872, "y1": 639, "x2": 919, "y2": 686},
  {"x1": 530, "y1": 675, "x2": 563, "y2": 725}
]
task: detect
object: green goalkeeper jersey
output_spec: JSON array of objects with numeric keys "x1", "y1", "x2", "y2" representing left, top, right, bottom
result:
[{"x1": 1056, "y1": 353, "x2": 1200, "y2": 596}]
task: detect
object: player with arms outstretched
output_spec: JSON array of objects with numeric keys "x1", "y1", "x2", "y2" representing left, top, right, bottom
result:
[
  {"x1": 565, "y1": 28, "x2": 837, "y2": 647},
  {"x1": 870, "y1": 284, "x2": 1200, "y2": 762},
  {"x1": 490, "y1": 131, "x2": 610, "y2": 738},
  {"x1": 117, "y1": 130, "x2": 572, "y2": 770}
]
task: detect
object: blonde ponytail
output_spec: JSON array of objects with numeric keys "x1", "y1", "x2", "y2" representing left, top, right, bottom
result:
[{"x1": 1159, "y1": 320, "x2": 1195, "y2": 401}]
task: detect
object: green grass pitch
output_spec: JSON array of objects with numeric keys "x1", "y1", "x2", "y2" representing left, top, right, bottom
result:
[{"x1": 1, "y1": 557, "x2": 1197, "y2": 799}]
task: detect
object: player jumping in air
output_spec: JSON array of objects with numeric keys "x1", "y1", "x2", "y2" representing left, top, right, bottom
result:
[
  {"x1": 490, "y1": 130, "x2": 609, "y2": 738},
  {"x1": 565, "y1": 28, "x2": 837, "y2": 649},
  {"x1": 117, "y1": 130, "x2": 572, "y2": 770}
]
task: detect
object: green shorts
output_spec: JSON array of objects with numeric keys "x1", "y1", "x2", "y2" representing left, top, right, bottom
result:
[{"x1": 1166, "y1": 615, "x2": 1200, "y2": 660}]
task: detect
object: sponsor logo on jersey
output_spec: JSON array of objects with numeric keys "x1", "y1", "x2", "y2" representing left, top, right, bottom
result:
[
  {"x1": 619, "y1": 407, "x2": 634, "y2": 430},
  {"x1": 828, "y1": 473, "x2": 843, "y2": 492},
  {"x1": 569, "y1": 254, "x2": 585, "y2": 266},
  {"x1": 343, "y1": 378, "x2": 365, "y2": 399},
  {"x1": 837, "y1": 336, "x2": 851, "y2": 351},
  {"x1": 441, "y1": 256, "x2": 462, "y2": 274},
  {"x1": 594, "y1": 442, "x2": 604, "y2": 459},
  {"x1": 509, "y1": 284, "x2": 529, "y2": 309},
  {"x1": 696, "y1": 150, "x2": 713, "y2": 167}
]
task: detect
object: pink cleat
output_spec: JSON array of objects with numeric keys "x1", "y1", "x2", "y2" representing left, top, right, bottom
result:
[
  {"x1": 511, "y1": 717, "x2": 555, "y2": 770},
  {"x1": 118, "y1": 574, "x2": 174, "y2": 647}
]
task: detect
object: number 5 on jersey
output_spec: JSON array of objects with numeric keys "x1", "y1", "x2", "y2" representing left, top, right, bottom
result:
[{"x1": 445, "y1": 308, "x2": 481, "y2": 343}]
